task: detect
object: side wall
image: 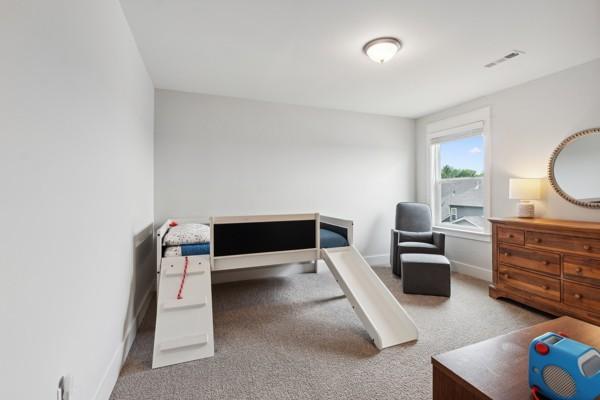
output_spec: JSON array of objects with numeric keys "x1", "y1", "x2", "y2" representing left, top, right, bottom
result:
[
  {"x1": 155, "y1": 90, "x2": 415, "y2": 263},
  {"x1": 0, "y1": 1, "x2": 155, "y2": 399},
  {"x1": 416, "y1": 59, "x2": 600, "y2": 280}
]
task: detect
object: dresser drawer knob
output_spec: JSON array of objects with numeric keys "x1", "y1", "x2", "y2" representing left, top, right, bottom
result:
[
  {"x1": 534, "y1": 238, "x2": 542, "y2": 243},
  {"x1": 508, "y1": 234, "x2": 514, "y2": 238},
  {"x1": 574, "y1": 293, "x2": 582, "y2": 300},
  {"x1": 542, "y1": 285, "x2": 550, "y2": 290},
  {"x1": 575, "y1": 267, "x2": 583, "y2": 273},
  {"x1": 502, "y1": 273, "x2": 509, "y2": 279},
  {"x1": 542, "y1": 260, "x2": 550, "y2": 266},
  {"x1": 583, "y1": 245, "x2": 592, "y2": 251},
  {"x1": 503, "y1": 252, "x2": 511, "y2": 257}
]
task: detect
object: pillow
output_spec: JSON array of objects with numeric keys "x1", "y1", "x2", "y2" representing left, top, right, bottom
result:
[
  {"x1": 320, "y1": 228, "x2": 349, "y2": 248},
  {"x1": 398, "y1": 230, "x2": 433, "y2": 243},
  {"x1": 163, "y1": 223, "x2": 210, "y2": 246},
  {"x1": 164, "y1": 246, "x2": 182, "y2": 257}
]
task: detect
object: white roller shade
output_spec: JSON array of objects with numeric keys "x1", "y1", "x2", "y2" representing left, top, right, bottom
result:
[{"x1": 428, "y1": 121, "x2": 484, "y2": 144}]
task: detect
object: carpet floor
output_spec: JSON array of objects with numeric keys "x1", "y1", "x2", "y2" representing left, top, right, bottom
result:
[{"x1": 110, "y1": 267, "x2": 549, "y2": 400}]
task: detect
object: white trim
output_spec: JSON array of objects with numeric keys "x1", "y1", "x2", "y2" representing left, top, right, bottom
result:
[
  {"x1": 426, "y1": 108, "x2": 490, "y2": 134},
  {"x1": 429, "y1": 121, "x2": 484, "y2": 143},
  {"x1": 92, "y1": 283, "x2": 155, "y2": 400},
  {"x1": 363, "y1": 254, "x2": 390, "y2": 266},
  {"x1": 433, "y1": 225, "x2": 491, "y2": 242},
  {"x1": 426, "y1": 106, "x2": 492, "y2": 235},
  {"x1": 450, "y1": 260, "x2": 492, "y2": 282}
]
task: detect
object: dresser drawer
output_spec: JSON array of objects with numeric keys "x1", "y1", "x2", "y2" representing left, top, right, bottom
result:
[
  {"x1": 526, "y1": 231, "x2": 600, "y2": 257},
  {"x1": 497, "y1": 227, "x2": 525, "y2": 245},
  {"x1": 498, "y1": 264, "x2": 560, "y2": 301},
  {"x1": 564, "y1": 255, "x2": 600, "y2": 285},
  {"x1": 563, "y1": 281, "x2": 600, "y2": 313},
  {"x1": 497, "y1": 245, "x2": 560, "y2": 276}
]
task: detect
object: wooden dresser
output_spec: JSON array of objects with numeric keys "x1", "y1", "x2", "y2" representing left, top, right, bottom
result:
[{"x1": 490, "y1": 217, "x2": 600, "y2": 325}]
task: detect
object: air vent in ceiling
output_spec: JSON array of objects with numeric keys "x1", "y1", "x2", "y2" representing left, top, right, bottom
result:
[{"x1": 484, "y1": 50, "x2": 525, "y2": 68}]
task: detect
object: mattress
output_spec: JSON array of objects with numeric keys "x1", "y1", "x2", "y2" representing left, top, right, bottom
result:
[{"x1": 163, "y1": 223, "x2": 210, "y2": 246}]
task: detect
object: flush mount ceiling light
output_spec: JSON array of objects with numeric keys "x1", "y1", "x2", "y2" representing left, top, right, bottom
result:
[{"x1": 363, "y1": 37, "x2": 402, "y2": 64}]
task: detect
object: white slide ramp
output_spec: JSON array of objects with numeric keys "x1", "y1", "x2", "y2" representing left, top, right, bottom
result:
[{"x1": 321, "y1": 246, "x2": 418, "y2": 349}]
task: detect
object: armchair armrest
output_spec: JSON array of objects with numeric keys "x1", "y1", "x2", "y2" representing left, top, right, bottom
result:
[
  {"x1": 390, "y1": 229, "x2": 401, "y2": 267},
  {"x1": 433, "y1": 231, "x2": 446, "y2": 255}
]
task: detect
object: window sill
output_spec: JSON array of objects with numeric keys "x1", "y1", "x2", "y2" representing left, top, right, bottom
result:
[{"x1": 433, "y1": 225, "x2": 491, "y2": 242}]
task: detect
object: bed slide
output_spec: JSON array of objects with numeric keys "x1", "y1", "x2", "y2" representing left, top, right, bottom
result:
[{"x1": 321, "y1": 246, "x2": 418, "y2": 349}]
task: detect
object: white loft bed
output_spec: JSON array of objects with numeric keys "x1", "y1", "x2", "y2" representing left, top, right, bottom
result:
[
  {"x1": 155, "y1": 213, "x2": 353, "y2": 274},
  {"x1": 153, "y1": 213, "x2": 417, "y2": 369}
]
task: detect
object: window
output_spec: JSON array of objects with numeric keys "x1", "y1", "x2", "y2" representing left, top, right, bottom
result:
[{"x1": 427, "y1": 108, "x2": 490, "y2": 236}]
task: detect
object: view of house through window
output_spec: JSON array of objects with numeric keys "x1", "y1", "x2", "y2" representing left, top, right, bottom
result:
[{"x1": 435, "y1": 134, "x2": 485, "y2": 231}]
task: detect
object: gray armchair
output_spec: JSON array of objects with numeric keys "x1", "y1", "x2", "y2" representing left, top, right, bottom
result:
[{"x1": 390, "y1": 202, "x2": 445, "y2": 276}]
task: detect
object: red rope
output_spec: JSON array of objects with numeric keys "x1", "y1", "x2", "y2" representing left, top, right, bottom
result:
[
  {"x1": 531, "y1": 386, "x2": 541, "y2": 400},
  {"x1": 177, "y1": 256, "x2": 189, "y2": 300}
]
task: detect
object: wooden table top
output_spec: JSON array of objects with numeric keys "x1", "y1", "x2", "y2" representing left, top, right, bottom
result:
[
  {"x1": 431, "y1": 317, "x2": 600, "y2": 400},
  {"x1": 488, "y1": 217, "x2": 600, "y2": 233}
]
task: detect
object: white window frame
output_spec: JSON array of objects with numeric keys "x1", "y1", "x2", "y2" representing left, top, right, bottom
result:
[{"x1": 426, "y1": 107, "x2": 491, "y2": 241}]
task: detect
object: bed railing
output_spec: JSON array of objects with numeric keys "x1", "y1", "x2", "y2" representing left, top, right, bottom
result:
[
  {"x1": 210, "y1": 213, "x2": 320, "y2": 271},
  {"x1": 320, "y1": 215, "x2": 354, "y2": 245}
]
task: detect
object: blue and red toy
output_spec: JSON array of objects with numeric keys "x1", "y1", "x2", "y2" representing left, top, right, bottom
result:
[{"x1": 529, "y1": 332, "x2": 600, "y2": 400}]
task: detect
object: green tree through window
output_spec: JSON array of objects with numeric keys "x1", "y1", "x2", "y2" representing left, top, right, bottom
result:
[{"x1": 441, "y1": 165, "x2": 484, "y2": 179}]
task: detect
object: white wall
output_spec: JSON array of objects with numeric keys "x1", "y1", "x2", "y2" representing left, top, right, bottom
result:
[
  {"x1": 554, "y1": 136, "x2": 600, "y2": 200},
  {"x1": 416, "y1": 59, "x2": 600, "y2": 279},
  {"x1": 0, "y1": 1, "x2": 154, "y2": 399},
  {"x1": 155, "y1": 90, "x2": 415, "y2": 260}
]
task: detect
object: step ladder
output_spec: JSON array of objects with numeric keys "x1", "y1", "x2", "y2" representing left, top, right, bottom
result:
[
  {"x1": 321, "y1": 246, "x2": 418, "y2": 349},
  {"x1": 152, "y1": 255, "x2": 214, "y2": 369}
]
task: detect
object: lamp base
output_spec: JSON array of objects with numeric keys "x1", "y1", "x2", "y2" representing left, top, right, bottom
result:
[{"x1": 517, "y1": 201, "x2": 535, "y2": 218}]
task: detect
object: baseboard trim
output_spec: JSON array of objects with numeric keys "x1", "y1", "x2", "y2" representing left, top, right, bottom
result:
[
  {"x1": 363, "y1": 254, "x2": 389, "y2": 267},
  {"x1": 450, "y1": 259, "x2": 492, "y2": 282},
  {"x1": 92, "y1": 281, "x2": 155, "y2": 400}
]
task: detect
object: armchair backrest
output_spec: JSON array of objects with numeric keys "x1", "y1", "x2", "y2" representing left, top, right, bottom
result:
[{"x1": 395, "y1": 202, "x2": 433, "y2": 232}]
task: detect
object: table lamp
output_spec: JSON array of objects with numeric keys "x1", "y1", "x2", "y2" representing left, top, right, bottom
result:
[{"x1": 509, "y1": 178, "x2": 541, "y2": 218}]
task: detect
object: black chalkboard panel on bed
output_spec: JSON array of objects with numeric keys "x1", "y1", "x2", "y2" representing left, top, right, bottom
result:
[{"x1": 213, "y1": 219, "x2": 316, "y2": 257}]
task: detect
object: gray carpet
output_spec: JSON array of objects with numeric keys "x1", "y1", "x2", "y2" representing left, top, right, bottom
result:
[{"x1": 111, "y1": 267, "x2": 549, "y2": 400}]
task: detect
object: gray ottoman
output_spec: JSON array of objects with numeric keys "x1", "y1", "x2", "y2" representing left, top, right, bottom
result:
[{"x1": 401, "y1": 253, "x2": 451, "y2": 297}]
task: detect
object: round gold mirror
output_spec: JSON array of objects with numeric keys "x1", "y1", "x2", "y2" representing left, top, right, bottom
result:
[{"x1": 548, "y1": 128, "x2": 600, "y2": 208}]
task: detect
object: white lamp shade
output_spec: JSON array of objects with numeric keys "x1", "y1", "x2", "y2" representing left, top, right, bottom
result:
[{"x1": 509, "y1": 178, "x2": 541, "y2": 200}]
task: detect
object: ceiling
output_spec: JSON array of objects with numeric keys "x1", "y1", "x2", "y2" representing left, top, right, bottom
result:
[{"x1": 120, "y1": 0, "x2": 600, "y2": 118}]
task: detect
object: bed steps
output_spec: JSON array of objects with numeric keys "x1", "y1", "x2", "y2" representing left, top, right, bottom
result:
[
  {"x1": 152, "y1": 255, "x2": 214, "y2": 369},
  {"x1": 158, "y1": 334, "x2": 208, "y2": 352},
  {"x1": 162, "y1": 296, "x2": 208, "y2": 310},
  {"x1": 321, "y1": 246, "x2": 418, "y2": 349}
]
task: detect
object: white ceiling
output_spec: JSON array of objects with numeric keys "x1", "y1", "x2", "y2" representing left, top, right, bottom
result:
[{"x1": 120, "y1": 0, "x2": 600, "y2": 118}]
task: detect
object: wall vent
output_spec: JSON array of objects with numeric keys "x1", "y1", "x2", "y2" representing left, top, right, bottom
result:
[{"x1": 484, "y1": 50, "x2": 525, "y2": 68}]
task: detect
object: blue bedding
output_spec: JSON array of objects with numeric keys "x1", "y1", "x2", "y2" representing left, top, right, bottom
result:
[
  {"x1": 181, "y1": 243, "x2": 210, "y2": 256},
  {"x1": 320, "y1": 228, "x2": 349, "y2": 248},
  {"x1": 163, "y1": 243, "x2": 210, "y2": 257}
]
